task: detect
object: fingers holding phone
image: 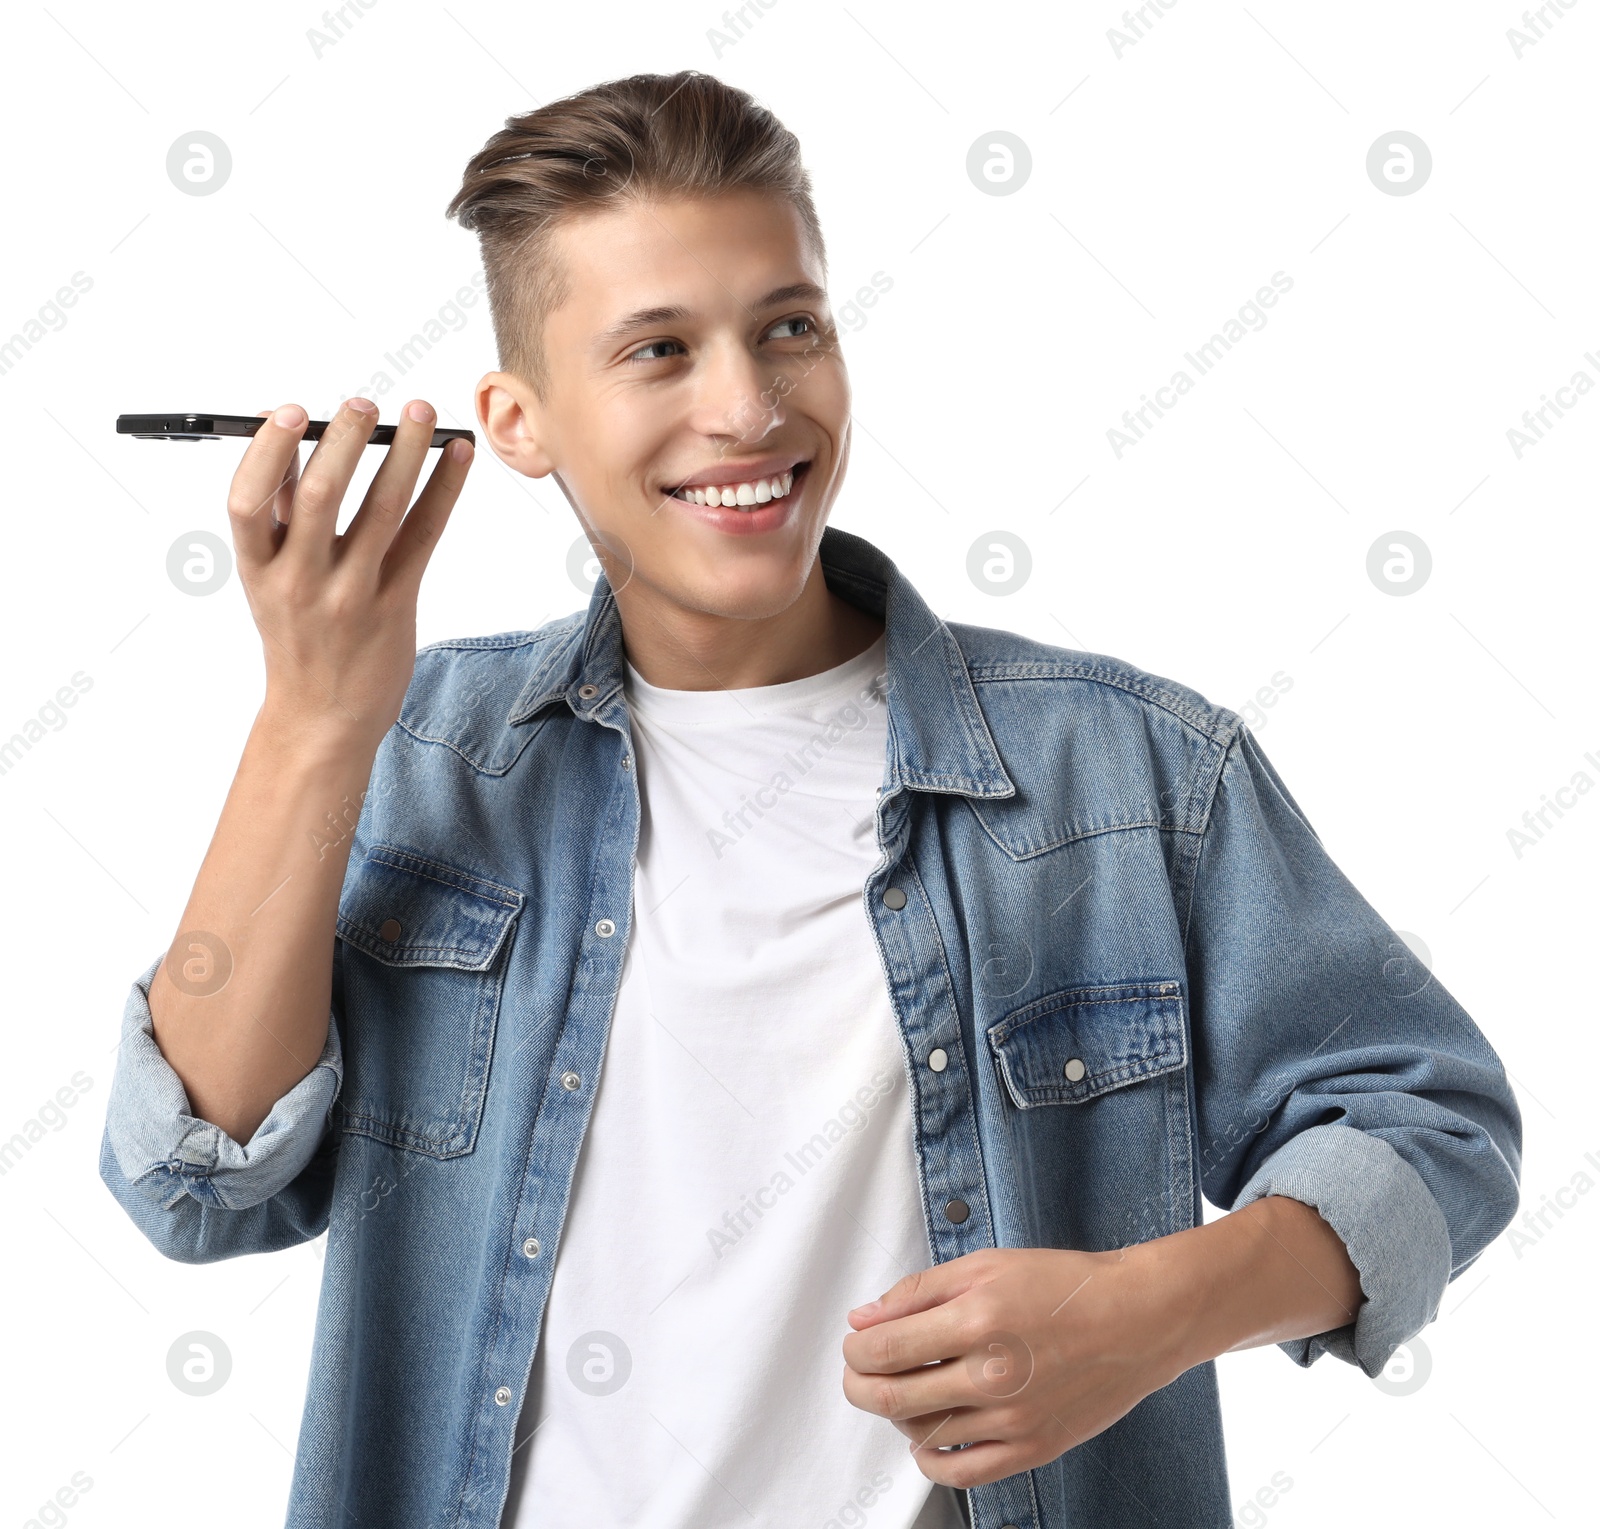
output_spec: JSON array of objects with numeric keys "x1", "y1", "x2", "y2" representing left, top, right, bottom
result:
[
  {"x1": 276, "y1": 397, "x2": 383, "y2": 571},
  {"x1": 221, "y1": 396, "x2": 473, "y2": 749},
  {"x1": 342, "y1": 398, "x2": 474, "y2": 594},
  {"x1": 227, "y1": 404, "x2": 308, "y2": 567},
  {"x1": 382, "y1": 423, "x2": 474, "y2": 593},
  {"x1": 263, "y1": 407, "x2": 303, "y2": 532}
]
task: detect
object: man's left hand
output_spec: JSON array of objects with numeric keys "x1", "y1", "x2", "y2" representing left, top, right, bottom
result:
[{"x1": 840, "y1": 1245, "x2": 1195, "y2": 1489}]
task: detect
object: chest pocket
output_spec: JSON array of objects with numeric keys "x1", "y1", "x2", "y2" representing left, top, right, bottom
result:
[
  {"x1": 987, "y1": 980, "x2": 1187, "y2": 1109},
  {"x1": 335, "y1": 844, "x2": 525, "y2": 1158}
]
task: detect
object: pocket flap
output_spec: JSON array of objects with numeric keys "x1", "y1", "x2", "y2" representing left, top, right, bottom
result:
[
  {"x1": 337, "y1": 844, "x2": 523, "y2": 971},
  {"x1": 987, "y1": 980, "x2": 1187, "y2": 1109}
]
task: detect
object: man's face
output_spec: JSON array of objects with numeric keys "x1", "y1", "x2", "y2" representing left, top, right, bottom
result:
[{"x1": 478, "y1": 190, "x2": 851, "y2": 624}]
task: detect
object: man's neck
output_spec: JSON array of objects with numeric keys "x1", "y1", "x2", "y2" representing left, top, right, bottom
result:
[{"x1": 615, "y1": 561, "x2": 885, "y2": 692}]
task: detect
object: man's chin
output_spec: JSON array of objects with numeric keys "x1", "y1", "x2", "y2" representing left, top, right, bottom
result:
[{"x1": 649, "y1": 556, "x2": 816, "y2": 625}]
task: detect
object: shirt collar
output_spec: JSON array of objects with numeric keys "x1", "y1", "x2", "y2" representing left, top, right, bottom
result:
[{"x1": 506, "y1": 525, "x2": 1015, "y2": 800}]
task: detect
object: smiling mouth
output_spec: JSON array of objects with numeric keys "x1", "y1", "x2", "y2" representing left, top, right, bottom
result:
[{"x1": 667, "y1": 460, "x2": 811, "y2": 509}]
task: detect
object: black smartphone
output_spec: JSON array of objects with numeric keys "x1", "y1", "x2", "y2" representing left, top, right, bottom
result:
[{"x1": 116, "y1": 412, "x2": 474, "y2": 449}]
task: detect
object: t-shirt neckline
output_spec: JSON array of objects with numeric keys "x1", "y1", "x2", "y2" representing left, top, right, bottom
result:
[{"x1": 624, "y1": 631, "x2": 888, "y2": 721}]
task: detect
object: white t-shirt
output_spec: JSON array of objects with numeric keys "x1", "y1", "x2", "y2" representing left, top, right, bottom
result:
[{"x1": 505, "y1": 632, "x2": 967, "y2": 1529}]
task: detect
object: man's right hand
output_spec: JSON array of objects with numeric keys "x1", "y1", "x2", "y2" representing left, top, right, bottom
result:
[
  {"x1": 142, "y1": 396, "x2": 474, "y2": 1145},
  {"x1": 229, "y1": 397, "x2": 474, "y2": 753}
]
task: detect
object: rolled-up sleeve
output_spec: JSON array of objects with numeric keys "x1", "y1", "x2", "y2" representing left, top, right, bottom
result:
[
  {"x1": 99, "y1": 953, "x2": 343, "y2": 1262},
  {"x1": 1183, "y1": 725, "x2": 1522, "y2": 1379}
]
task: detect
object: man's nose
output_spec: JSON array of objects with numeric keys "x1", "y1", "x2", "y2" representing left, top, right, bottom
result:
[{"x1": 691, "y1": 339, "x2": 787, "y2": 447}]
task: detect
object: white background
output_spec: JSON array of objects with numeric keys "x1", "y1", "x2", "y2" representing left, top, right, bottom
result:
[{"x1": 1, "y1": 1, "x2": 1593, "y2": 1524}]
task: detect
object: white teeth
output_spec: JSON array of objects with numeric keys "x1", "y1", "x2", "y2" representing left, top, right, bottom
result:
[{"x1": 673, "y1": 467, "x2": 798, "y2": 508}]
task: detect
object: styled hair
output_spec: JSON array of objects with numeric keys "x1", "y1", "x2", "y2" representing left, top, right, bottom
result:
[{"x1": 444, "y1": 70, "x2": 826, "y2": 400}]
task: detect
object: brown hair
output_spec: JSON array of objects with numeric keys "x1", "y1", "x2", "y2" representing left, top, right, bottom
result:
[{"x1": 444, "y1": 70, "x2": 826, "y2": 401}]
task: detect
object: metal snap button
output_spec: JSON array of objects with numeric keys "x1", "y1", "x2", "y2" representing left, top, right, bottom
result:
[
  {"x1": 577, "y1": 683, "x2": 599, "y2": 700},
  {"x1": 943, "y1": 1198, "x2": 970, "y2": 1223},
  {"x1": 928, "y1": 1047, "x2": 949, "y2": 1072},
  {"x1": 494, "y1": 1386, "x2": 512, "y2": 1406},
  {"x1": 561, "y1": 1071, "x2": 581, "y2": 1091},
  {"x1": 378, "y1": 918, "x2": 401, "y2": 942},
  {"x1": 595, "y1": 918, "x2": 616, "y2": 938},
  {"x1": 882, "y1": 887, "x2": 907, "y2": 910},
  {"x1": 522, "y1": 1237, "x2": 540, "y2": 1259},
  {"x1": 1063, "y1": 1057, "x2": 1087, "y2": 1082}
]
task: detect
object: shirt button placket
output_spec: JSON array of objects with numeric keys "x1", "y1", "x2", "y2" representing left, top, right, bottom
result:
[{"x1": 881, "y1": 878, "x2": 970, "y2": 1235}]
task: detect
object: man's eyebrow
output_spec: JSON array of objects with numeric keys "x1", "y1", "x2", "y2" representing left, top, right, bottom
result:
[{"x1": 591, "y1": 282, "x2": 829, "y2": 348}]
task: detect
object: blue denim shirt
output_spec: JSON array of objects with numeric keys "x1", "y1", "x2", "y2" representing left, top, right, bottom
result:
[{"x1": 100, "y1": 525, "x2": 1522, "y2": 1528}]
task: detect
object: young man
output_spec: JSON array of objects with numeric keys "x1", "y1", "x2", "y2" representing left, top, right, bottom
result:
[{"x1": 100, "y1": 70, "x2": 1521, "y2": 1529}]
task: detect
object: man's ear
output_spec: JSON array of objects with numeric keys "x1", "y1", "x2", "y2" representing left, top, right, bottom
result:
[{"x1": 476, "y1": 371, "x2": 556, "y2": 478}]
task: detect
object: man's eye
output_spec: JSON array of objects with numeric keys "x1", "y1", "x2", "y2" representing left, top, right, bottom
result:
[
  {"x1": 623, "y1": 317, "x2": 816, "y2": 365},
  {"x1": 624, "y1": 339, "x2": 685, "y2": 365}
]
